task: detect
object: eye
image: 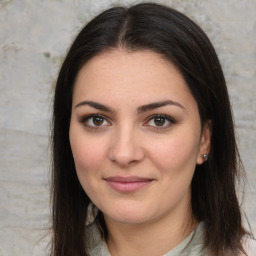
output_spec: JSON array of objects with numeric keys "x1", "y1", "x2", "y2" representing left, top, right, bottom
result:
[
  {"x1": 145, "y1": 114, "x2": 175, "y2": 128},
  {"x1": 152, "y1": 117, "x2": 166, "y2": 126},
  {"x1": 80, "y1": 114, "x2": 111, "y2": 128}
]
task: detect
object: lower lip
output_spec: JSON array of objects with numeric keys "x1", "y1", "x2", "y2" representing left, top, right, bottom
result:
[{"x1": 105, "y1": 180, "x2": 152, "y2": 192}]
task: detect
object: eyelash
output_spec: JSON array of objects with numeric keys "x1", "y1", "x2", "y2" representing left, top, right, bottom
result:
[
  {"x1": 144, "y1": 114, "x2": 176, "y2": 129},
  {"x1": 79, "y1": 113, "x2": 176, "y2": 130},
  {"x1": 79, "y1": 113, "x2": 111, "y2": 129}
]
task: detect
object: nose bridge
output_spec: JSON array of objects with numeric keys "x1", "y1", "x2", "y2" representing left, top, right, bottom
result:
[{"x1": 109, "y1": 122, "x2": 144, "y2": 166}]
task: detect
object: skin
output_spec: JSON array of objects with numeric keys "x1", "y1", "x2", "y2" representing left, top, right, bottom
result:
[{"x1": 69, "y1": 49, "x2": 211, "y2": 256}]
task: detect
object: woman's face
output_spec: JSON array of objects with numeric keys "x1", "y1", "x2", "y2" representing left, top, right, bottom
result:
[{"x1": 69, "y1": 49, "x2": 210, "y2": 226}]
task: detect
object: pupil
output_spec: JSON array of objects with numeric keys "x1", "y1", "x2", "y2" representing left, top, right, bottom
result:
[
  {"x1": 154, "y1": 117, "x2": 165, "y2": 126},
  {"x1": 93, "y1": 117, "x2": 103, "y2": 126}
]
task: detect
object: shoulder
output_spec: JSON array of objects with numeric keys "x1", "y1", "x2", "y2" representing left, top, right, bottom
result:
[{"x1": 195, "y1": 223, "x2": 255, "y2": 256}]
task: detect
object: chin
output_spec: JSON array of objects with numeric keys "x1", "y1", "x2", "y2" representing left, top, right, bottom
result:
[{"x1": 103, "y1": 206, "x2": 154, "y2": 225}]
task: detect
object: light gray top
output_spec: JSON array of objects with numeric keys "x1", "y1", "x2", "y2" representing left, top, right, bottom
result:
[
  {"x1": 87, "y1": 222, "x2": 207, "y2": 256},
  {"x1": 32, "y1": 221, "x2": 256, "y2": 255}
]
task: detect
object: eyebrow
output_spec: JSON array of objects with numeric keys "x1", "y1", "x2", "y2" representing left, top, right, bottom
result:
[
  {"x1": 75, "y1": 100, "x2": 184, "y2": 113},
  {"x1": 137, "y1": 100, "x2": 184, "y2": 113},
  {"x1": 75, "y1": 101, "x2": 115, "y2": 113}
]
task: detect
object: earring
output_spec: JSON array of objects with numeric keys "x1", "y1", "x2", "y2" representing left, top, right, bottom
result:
[{"x1": 202, "y1": 154, "x2": 208, "y2": 160}]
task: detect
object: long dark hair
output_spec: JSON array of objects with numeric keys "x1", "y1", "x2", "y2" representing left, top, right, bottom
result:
[{"x1": 51, "y1": 2, "x2": 251, "y2": 255}]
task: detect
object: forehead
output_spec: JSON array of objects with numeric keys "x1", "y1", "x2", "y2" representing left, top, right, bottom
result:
[
  {"x1": 72, "y1": 49, "x2": 196, "y2": 110},
  {"x1": 75, "y1": 49, "x2": 178, "y2": 84}
]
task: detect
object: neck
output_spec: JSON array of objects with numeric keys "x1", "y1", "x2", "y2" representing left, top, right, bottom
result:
[{"x1": 105, "y1": 207, "x2": 197, "y2": 256}]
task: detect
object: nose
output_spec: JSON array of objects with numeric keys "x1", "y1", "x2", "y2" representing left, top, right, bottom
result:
[{"x1": 109, "y1": 126, "x2": 145, "y2": 167}]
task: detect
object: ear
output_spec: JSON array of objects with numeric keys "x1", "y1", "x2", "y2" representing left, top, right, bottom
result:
[{"x1": 196, "y1": 120, "x2": 211, "y2": 165}]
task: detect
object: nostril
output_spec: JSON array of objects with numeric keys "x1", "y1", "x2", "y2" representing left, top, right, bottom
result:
[{"x1": 109, "y1": 144, "x2": 145, "y2": 167}]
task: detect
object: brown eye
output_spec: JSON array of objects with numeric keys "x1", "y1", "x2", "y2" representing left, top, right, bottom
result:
[
  {"x1": 145, "y1": 114, "x2": 175, "y2": 129},
  {"x1": 93, "y1": 117, "x2": 104, "y2": 126},
  {"x1": 154, "y1": 117, "x2": 166, "y2": 126},
  {"x1": 81, "y1": 114, "x2": 111, "y2": 128}
]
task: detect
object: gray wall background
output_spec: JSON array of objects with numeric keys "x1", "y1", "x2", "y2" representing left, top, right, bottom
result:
[{"x1": 0, "y1": 0, "x2": 255, "y2": 255}]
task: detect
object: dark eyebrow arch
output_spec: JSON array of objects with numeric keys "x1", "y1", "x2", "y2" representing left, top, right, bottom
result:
[
  {"x1": 75, "y1": 101, "x2": 114, "y2": 113},
  {"x1": 137, "y1": 100, "x2": 184, "y2": 114}
]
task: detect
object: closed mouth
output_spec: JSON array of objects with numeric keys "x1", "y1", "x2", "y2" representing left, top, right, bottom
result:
[{"x1": 103, "y1": 176, "x2": 154, "y2": 192}]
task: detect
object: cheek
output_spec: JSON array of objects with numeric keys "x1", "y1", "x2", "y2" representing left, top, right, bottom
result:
[
  {"x1": 69, "y1": 132, "x2": 109, "y2": 202},
  {"x1": 148, "y1": 133, "x2": 199, "y2": 206},
  {"x1": 69, "y1": 120, "x2": 109, "y2": 179},
  {"x1": 71, "y1": 136, "x2": 108, "y2": 174},
  {"x1": 148, "y1": 130, "x2": 200, "y2": 173}
]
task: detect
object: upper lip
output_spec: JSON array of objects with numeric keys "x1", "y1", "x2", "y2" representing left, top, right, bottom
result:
[{"x1": 104, "y1": 176, "x2": 154, "y2": 182}]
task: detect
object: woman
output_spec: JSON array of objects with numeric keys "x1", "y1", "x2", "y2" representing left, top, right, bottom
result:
[{"x1": 51, "y1": 2, "x2": 253, "y2": 255}]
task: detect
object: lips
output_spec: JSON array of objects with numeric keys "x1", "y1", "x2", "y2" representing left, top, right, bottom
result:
[{"x1": 104, "y1": 176, "x2": 154, "y2": 192}]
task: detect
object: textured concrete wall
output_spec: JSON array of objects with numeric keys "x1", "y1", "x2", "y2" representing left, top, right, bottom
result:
[{"x1": 0, "y1": 0, "x2": 255, "y2": 255}]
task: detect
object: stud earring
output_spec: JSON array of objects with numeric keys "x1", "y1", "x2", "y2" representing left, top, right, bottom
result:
[{"x1": 202, "y1": 154, "x2": 208, "y2": 160}]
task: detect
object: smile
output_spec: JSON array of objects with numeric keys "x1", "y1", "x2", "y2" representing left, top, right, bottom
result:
[{"x1": 104, "y1": 176, "x2": 154, "y2": 193}]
